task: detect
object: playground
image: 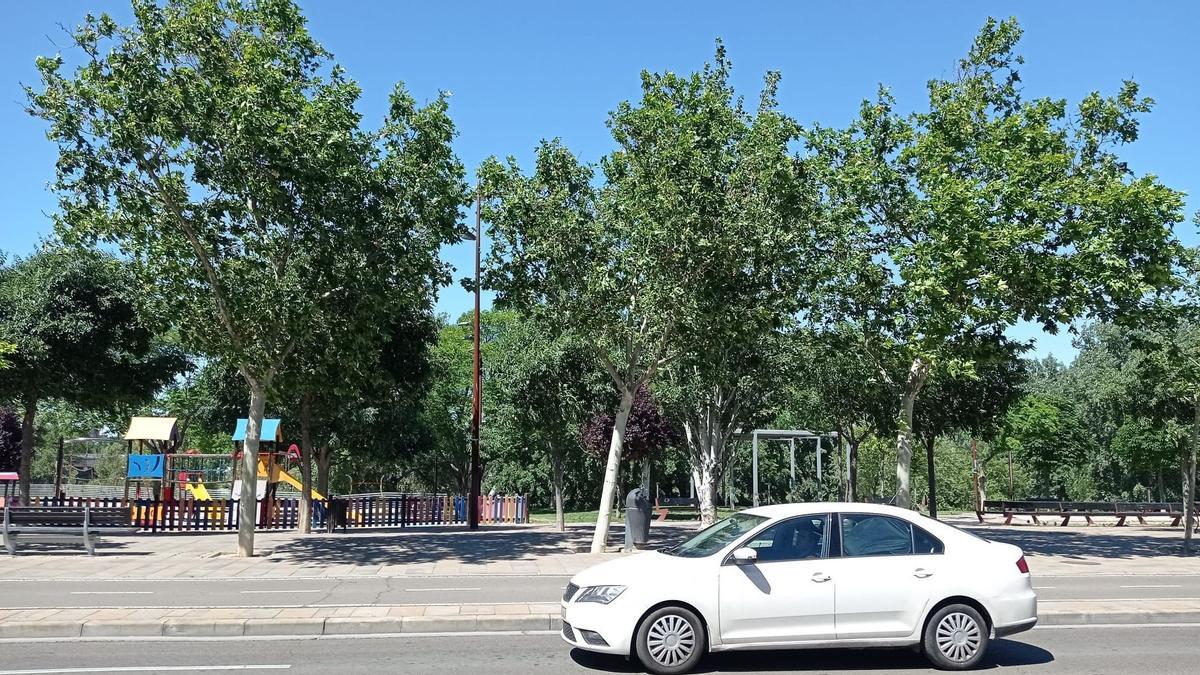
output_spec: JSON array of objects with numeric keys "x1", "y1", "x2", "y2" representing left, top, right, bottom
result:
[{"x1": 22, "y1": 415, "x2": 527, "y2": 534}]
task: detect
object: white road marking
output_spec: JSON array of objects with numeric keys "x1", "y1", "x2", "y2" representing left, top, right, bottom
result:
[
  {"x1": 0, "y1": 666, "x2": 290, "y2": 674},
  {"x1": 69, "y1": 592, "x2": 154, "y2": 596},
  {"x1": 1119, "y1": 584, "x2": 1183, "y2": 589},
  {"x1": 403, "y1": 587, "x2": 481, "y2": 592},
  {"x1": 1032, "y1": 586, "x2": 1055, "y2": 589},
  {"x1": 238, "y1": 590, "x2": 322, "y2": 595}
]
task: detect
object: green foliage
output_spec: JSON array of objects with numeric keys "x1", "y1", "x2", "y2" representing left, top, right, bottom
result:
[
  {"x1": 0, "y1": 245, "x2": 187, "y2": 498},
  {"x1": 486, "y1": 317, "x2": 609, "y2": 518},
  {"x1": 27, "y1": 0, "x2": 374, "y2": 387},
  {"x1": 0, "y1": 246, "x2": 187, "y2": 410},
  {"x1": 807, "y1": 17, "x2": 1188, "y2": 507},
  {"x1": 998, "y1": 393, "x2": 1098, "y2": 498}
]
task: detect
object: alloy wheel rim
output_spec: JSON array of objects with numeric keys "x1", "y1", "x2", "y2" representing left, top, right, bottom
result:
[
  {"x1": 646, "y1": 614, "x2": 696, "y2": 666},
  {"x1": 935, "y1": 612, "x2": 982, "y2": 663}
]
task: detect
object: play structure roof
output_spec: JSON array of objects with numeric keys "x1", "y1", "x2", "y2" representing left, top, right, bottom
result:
[
  {"x1": 232, "y1": 418, "x2": 283, "y2": 443},
  {"x1": 124, "y1": 416, "x2": 180, "y2": 442},
  {"x1": 0, "y1": 472, "x2": 17, "y2": 481}
]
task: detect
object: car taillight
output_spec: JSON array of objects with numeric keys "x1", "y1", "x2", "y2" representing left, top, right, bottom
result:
[{"x1": 1016, "y1": 555, "x2": 1029, "y2": 574}]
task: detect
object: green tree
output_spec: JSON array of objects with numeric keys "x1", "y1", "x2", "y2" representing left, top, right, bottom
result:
[
  {"x1": 787, "y1": 327, "x2": 900, "y2": 503},
  {"x1": 483, "y1": 45, "x2": 818, "y2": 550},
  {"x1": 26, "y1": 0, "x2": 422, "y2": 554},
  {"x1": 491, "y1": 319, "x2": 605, "y2": 530},
  {"x1": 996, "y1": 393, "x2": 1097, "y2": 500},
  {"x1": 0, "y1": 246, "x2": 186, "y2": 501},
  {"x1": 913, "y1": 339, "x2": 1027, "y2": 517},
  {"x1": 809, "y1": 18, "x2": 1188, "y2": 508},
  {"x1": 278, "y1": 84, "x2": 466, "y2": 533}
]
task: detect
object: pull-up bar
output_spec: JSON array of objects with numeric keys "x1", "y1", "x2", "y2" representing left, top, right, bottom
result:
[{"x1": 729, "y1": 429, "x2": 839, "y2": 507}]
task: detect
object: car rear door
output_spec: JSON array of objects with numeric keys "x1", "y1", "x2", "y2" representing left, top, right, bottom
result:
[
  {"x1": 717, "y1": 514, "x2": 837, "y2": 644},
  {"x1": 830, "y1": 513, "x2": 945, "y2": 639}
]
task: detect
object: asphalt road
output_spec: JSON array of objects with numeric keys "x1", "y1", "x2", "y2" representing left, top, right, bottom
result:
[
  {"x1": 1, "y1": 625, "x2": 1196, "y2": 674},
  {"x1": 2, "y1": 573, "x2": 1198, "y2": 610}
]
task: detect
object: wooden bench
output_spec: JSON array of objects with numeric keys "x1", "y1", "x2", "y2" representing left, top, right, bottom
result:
[
  {"x1": 976, "y1": 500, "x2": 1184, "y2": 527},
  {"x1": 654, "y1": 497, "x2": 700, "y2": 522},
  {"x1": 3, "y1": 505, "x2": 135, "y2": 555}
]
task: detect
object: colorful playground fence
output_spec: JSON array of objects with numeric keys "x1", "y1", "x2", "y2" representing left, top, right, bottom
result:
[{"x1": 27, "y1": 494, "x2": 528, "y2": 533}]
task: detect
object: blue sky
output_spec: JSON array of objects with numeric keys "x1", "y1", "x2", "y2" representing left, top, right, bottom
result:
[{"x1": 3, "y1": 1, "x2": 1197, "y2": 362}]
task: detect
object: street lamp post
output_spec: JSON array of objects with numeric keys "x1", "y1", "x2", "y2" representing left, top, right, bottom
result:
[{"x1": 468, "y1": 190, "x2": 483, "y2": 530}]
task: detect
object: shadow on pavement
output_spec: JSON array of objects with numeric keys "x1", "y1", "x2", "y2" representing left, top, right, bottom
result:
[
  {"x1": 9, "y1": 541, "x2": 145, "y2": 556},
  {"x1": 570, "y1": 639, "x2": 1052, "y2": 672},
  {"x1": 964, "y1": 526, "x2": 1188, "y2": 559},
  {"x1": 263, "y1": 524, "x2": 694, "y2": 566}
]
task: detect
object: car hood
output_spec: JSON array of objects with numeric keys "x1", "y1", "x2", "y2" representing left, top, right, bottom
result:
[{"x1": 570, "y1": 550, "x2": 693, "y2": 588}]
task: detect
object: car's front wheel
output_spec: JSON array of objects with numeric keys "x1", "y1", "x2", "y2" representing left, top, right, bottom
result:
[
  {"x1": 923, "y1": 603, "x2": 990, "y2": 670},
  {"x1": 634, "y1": 605, "x2": 705, "y2": 675}
]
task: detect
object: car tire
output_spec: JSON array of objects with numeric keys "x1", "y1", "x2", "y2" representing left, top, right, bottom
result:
[
  {"x1": 634, "y1": 605, "x2": 706, "y2": 675},
  {"x1": 922, "y1": 603, "x2": 990, "y2": 670}
]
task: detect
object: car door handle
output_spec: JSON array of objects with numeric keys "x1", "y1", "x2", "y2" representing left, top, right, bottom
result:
[
  {"x1": 811, "y1": 572, "x2": 831, "y2": 583},
  {"x1": 913, "y1": 568, "x2": 934, "y2": 578}
]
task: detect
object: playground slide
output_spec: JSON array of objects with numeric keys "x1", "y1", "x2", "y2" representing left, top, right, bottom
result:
[
  {"x1": 185, "y1": 482, "x2": 212, "y2": 500},
  {"x1": 258, "y1": 462, "x2": 326, "y2": 501}
]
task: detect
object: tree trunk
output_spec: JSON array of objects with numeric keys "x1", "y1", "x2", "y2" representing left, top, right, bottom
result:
[
  {"x1": 590, "y1": 387, "x2": 635, "y2": 553},
  {"x1": 298, "y1": 392, "x2": 315, "y2": 535},
  {"x1": 641, "y1": 458, "x2": 651, "y2": 496},
  {"x1": 238, "y1": 380, "x2": 268, "y2": 557},
  {"x1": 551, "y1": 449, "x2": 565, "y2": 533},
  {"x1": 692, "y1": 464, "x2": 719, "y2": 527},
  {"x1": 847, "y1": 438, "x2": 860, "y2": 503},
  {"x1": 683, "y1": 402, "x2": 733, "y2": 527},
  {"x1": 317, "y1": 445, "x2": 331, "y2": 497},
  {"x1": 18, "y1": 397, "x2": 36, "y2": 505},
  {"x1": 894, "y1": 357, "x2": 930, "y2": 509},
  {"x1": 925, "y1": 434, "x2": 938, "y2": 519},
  {"x1": 1186, "y1": 398, "x2": 1199, "y2": 555}
]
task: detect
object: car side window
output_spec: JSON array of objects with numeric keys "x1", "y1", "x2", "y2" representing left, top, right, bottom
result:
[
  {"x1": 840, "y1": 514, "x2": 914, "y2": 557},
  {"x1": 742, "y1": 515, "x2": 828, "y2": 562},
  {"x1": 912, "y1": 525, "x2": 944, "y2": 554}
]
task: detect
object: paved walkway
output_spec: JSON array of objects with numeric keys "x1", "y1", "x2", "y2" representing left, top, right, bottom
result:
[
  {"x1": 5, "y1": 519, "x2": 1198, "y2": 580},
  {"x1": 0, "y1": 524, "x2": 632, "y2": 580}
]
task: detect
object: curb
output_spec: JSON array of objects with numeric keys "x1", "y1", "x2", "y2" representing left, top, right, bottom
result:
[
  {"x1": 3, "y1": 609, "x2": 1199, "y2": 640},
  {"x1": 0, "y1": 614, "x2": 564, "y2": 640},
  {"x1": 1037, "y1": 610, "x2": 1200, "y2": 625}
]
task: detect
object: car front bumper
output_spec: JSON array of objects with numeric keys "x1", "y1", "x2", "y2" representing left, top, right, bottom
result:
[{"x1": 560, "y1": 600, "x2": 635, "y2": 656}]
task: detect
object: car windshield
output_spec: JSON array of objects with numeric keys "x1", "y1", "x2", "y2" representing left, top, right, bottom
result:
[{"x1": 663, "y1": 512, "x2": 769, "y2": 558}]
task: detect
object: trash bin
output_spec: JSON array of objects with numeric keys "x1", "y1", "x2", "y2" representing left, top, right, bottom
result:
[
  {"x1": 326, "y1": 497, "x2": 348, "y2": 534},
  {"x1": 624, "y1": 487, "x2": 651, "y2": 549}
]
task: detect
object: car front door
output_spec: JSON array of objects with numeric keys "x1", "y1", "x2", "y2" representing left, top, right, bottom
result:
[
  {"x1": 717, "y1": 514, "x2": 837, "y2": 644},
  {"x1": 830, "y1": 513, "x2": 945, "y2": 639}
]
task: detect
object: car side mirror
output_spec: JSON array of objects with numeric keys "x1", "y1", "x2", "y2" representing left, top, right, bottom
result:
[{"x1": 732, "y1": 547, "x2": 758, "y2": 565}]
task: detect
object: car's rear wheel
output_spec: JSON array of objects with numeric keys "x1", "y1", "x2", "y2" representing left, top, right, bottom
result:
[
  {"x1": 923, "y1": 604, "x2": 989, "y2": 670},
  {"x1": 635, "y1": 605, "x2": 705, "y2": 675}
]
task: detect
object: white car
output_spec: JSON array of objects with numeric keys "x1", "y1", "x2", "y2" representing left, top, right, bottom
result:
[{"x1": 561, "y1": 503, "x2": 1036, "y2": 674}]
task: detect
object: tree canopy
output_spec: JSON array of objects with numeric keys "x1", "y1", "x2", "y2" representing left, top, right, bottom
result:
[
  {"x1": 808, "y1": 18, "x2": 1189, "y2": 508},
  {"x1": 0, "y1": 245, "x2": 186, "y2": 500}
]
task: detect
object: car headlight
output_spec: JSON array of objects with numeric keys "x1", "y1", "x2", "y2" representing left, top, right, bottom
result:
[{"x1": 576, "y1": 585, "x2": 626, "y2": 604}]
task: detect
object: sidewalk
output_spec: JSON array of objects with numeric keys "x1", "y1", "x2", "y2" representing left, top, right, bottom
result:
[
  {"x1": 5, "y1": 520, "x2": 1198, "y2": 580},
  {"x1": 0, "y1": 524, "x2": 638, "y2": 581},
  {"x1": 3, "y1": 599, "x2": 1199, "y2": 640}
]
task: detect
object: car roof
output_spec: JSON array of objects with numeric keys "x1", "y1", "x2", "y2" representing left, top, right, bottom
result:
[{"x1": 740, "y1": 502, "x2": 916, "y2": 519}]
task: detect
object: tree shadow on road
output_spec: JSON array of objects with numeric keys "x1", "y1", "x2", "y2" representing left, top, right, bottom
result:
[
  {"x1": 964, "y1": 526, "x2": 1190, "y2": 559},
  {"x1": 570, "y1": 639, "x2": 1052, "y2": 672}
]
